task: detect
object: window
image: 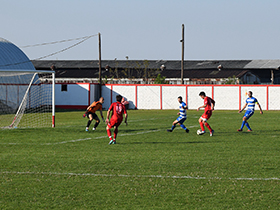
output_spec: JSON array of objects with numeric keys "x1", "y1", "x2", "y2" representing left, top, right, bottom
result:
[{"x1": 61, "y1": 84, "x2": 67, "y2": 92}]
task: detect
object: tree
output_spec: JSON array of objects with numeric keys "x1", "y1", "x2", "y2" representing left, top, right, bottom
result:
[
  {"x1": 154, "y1": 74, "x2": 166, "y2": 84},
  {"x1": 224, "y1": 75, "x2": 238, "y2": 84}
]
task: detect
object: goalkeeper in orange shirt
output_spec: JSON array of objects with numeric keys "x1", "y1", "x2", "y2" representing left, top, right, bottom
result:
[{"x1": 83, "y1": 97, "x2": 105, "y2": 131}]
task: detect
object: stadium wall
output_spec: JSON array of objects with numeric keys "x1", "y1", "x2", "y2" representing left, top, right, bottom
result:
[{"x1": 54, "y1": 84, "x2": 280, "y2": 110}]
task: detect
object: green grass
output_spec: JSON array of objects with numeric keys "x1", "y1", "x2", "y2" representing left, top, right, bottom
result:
[{"x1": 0, "y1": 110, "x2": 279, "y2": 209}]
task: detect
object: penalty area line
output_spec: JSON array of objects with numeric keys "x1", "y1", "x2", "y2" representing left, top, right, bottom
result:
[{"x1": 1, "y1": 171, "x2": 279, "y2": 181}]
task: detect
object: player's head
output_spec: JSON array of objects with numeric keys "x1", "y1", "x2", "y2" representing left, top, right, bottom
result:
[
  {"x1": 99, "y1": 97, "x2": 104, "y2": 103},
  {"x1": 116, "y1": 94, "x2": 122, "y2": 102},
  {"x1": 178, "y1": 96, "x2": 183, "y2": 103},
  {"x1": 199, "y1": 91, "x2": 206, "y2": 99},
  {"x1": 248, "y1": 91, "x2": 253, "y2": 97}
]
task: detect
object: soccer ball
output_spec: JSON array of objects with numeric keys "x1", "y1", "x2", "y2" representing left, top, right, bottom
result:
[{"x1": 197, "y1": 129, "x2": 202, "y2": 135}]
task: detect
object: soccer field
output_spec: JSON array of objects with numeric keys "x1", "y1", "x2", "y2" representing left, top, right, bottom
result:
[{"x1": 1, "y1": 110, "x2": 279, "y2": 209}]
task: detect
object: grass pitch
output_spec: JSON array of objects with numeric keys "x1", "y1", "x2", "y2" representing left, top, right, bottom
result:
[{"x1": 0, "y1": 110, "x2": 279, "y2": 209}]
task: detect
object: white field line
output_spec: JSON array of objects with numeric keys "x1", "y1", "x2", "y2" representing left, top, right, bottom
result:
[
  {"x1": 0, "y1": 128, "x2": 163, "y2": 145},
  {"x1": 0, "y1": 124, "x2": 200, "y2": 145},
  {"x1": 1, "y1": 171, "x2": 279, "y2": 181}
]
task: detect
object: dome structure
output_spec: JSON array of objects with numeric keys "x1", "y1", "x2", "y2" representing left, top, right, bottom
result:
[{"x1": 0, "y1": 37, "x2": 35, "y2": 70}]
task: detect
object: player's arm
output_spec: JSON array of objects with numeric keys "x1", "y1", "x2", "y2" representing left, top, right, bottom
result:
[
  {"x1": 257, "y1": 102, "x2": 263, "y2": 114},
  {"x1": 197, "y1": 104, "x2": 206, "y2": 111},
  {"x1": 105, "y1": 109, "x2": 111, "y2": 124},
  {"x1": 99, "y1": 110, "x2": 105, "y2": 122},
  {"x1": 239, "y1": 103, "x2": 247, "y2": 113},
  {"x1": 124, "y1": 113, "x2": 128, "y2": 126},
  {"x1": 105, "y1": 105, "x2": 113, "y2": 124},
  {"x1": 83, "y1": 104, "x2": 92, "y2": 117},
  {"x1": 211, "y1": 99, "x2": 215, "y2": 110}
]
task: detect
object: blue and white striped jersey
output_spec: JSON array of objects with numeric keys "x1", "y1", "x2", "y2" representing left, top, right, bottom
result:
[
  {"x1": 179, "y1": 102, "x2": 187, "y2": 118},
  {"x1": 246, "y1": 97, "x2": 258, "y2": 111}
]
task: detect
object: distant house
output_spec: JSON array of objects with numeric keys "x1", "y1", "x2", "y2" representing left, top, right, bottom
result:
[{"x1": 32, "y1": 59, "x2": 280, "y2": 84}]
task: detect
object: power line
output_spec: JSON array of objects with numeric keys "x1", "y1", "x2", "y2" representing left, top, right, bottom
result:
[
  {"x1": 20, "y1": 34, "x2": 98, "y2": 48},
  {"x1": 0, "y1": 34, "x2": 98, "y2": 67},
  {"x1": 35, "y1": 35, "x2": 93, "y2": 60}
]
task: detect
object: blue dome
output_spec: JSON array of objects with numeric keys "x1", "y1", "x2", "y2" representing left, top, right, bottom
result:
[{"x1": 0, "y1": 37, "x2": 35, "y2": 70}]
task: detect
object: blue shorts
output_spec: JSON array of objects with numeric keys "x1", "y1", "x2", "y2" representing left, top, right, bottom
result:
[
  {"x1": 176, "y1": 116, "x2": 186, "y2": 124},
  {"x1": 244, "y1": 110, "x2": 254, "y2": 120}
]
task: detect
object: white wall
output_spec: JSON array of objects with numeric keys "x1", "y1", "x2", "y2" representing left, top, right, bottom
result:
[
  {"x1": 137, "y1": 86, "x2": 161, "y2": 109},
  {"x1": 53, "y1": 84, "x2": 280, "y2": 110},
  {"x1": 268, "y1": 86, "x2": 279, "y2": 110},
  {"x1": 162, "y1": 86, "x2": 186, "y2": 109},
  {"x1": 55, "y1": 84, "x2": 89, "y2": 106},
  {"x1": 214, "y1": 86, "x2": 239, "y2": 110}
]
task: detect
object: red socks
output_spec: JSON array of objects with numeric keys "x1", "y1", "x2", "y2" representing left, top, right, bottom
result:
[
  {"x1": 199, "y1": 121, "x2": 205, "y2": 131},
  {"x1": 200, "y1": 121, "x2": 212, "y2": 132},
  {"x1": 107, "y1": 129, "x2": 112, "y2": 141},
  {"x1": 107, "y1": 128, "x2": 118, "y2": 141},
  {"x1": 114, "y1": 128, "x2": 118, "y2": 140},
  {"x1": 204, "y1": 122, "x2": 212, "y2": 132}
]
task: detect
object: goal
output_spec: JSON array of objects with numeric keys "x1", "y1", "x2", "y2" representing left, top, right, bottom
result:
[{"x1": 0, "y1": 69, "x2": 55, "y2": 129}]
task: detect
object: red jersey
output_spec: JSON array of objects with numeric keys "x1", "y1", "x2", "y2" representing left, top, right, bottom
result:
[
  {"x1": 204, "y1": 96, "x2": 215, "y2": 112},
  {"x1": 108, "y1": 101, "x2": 127, "y2": 121}
]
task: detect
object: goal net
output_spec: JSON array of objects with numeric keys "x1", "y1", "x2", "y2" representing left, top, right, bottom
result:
[{"x1": 0, "y1": 69, "x2": 55, "y2": 129}]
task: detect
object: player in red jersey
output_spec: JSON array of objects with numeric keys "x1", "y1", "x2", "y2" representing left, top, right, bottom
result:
[
  {"x1": 197, "y1": 91, "x2": 215, "y2": 136},
  {"x1": 106, "y1": 94, "x2": 128, "y2": 145}
]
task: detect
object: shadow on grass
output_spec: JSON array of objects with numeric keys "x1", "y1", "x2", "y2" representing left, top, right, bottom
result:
[{"x1": 120, "y1": 141, "x2": 211, "y2": 145}]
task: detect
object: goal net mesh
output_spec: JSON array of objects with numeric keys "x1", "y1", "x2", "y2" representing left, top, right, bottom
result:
[{"x1": 0, "y1": 71, "x2": 54, "y2": 128}]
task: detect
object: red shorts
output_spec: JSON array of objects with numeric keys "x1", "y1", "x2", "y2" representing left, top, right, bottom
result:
[
  {"x1": 107, "y1": 118, "x2": 123, "y2": 129},
  {"x1": 201, "y1": 110, "x2": 212, "y2": 121}
]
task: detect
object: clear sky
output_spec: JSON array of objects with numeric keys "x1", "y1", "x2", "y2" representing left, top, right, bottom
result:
[{"x1": 1, "y1": 0, "x2": 280, "y2": 61}]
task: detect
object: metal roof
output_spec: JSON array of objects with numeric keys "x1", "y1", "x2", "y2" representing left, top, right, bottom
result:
[
  {"x1": 244, "y1": 60, "x2": 280, "y2": 69},
  {"x1": 0, "y1": 37, "x2": 35, "y2": 70},
  {"x1": 32, "y1": 59, "x2": 280, "y2": 70}
]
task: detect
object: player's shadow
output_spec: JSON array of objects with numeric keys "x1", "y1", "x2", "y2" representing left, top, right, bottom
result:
[
  {"x1": 121, "y1": 141, "x2": 210, "y2": 145},
  {"x1": 120, "y1": 128, "x2": 148, "y2": 133}
]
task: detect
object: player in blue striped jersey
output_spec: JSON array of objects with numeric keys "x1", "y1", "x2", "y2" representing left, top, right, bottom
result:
[
  {"x1": 167, "y1": 96, "x2": 189, "y2": 133},
  {"x1": 238, "y1": 91, "x2": 263, "y2": 132}
]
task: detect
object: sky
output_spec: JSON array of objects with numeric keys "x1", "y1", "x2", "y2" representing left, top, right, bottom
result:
[{"x1": 1, "y1": 0, "x2": 280, "y2": 61}]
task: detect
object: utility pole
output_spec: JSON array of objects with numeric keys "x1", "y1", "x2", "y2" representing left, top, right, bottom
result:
[
  {"x1": 271, "y1": 69, "x2": 274, "y2": 84},
  {"x1": 98, "y1": 33, "x2": 102, "y2": 97},
  {"x1": 180, "y1": 24, "x2": 184, "y2": 84}
]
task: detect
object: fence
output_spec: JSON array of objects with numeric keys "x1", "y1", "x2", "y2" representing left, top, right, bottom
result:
[{"x1": 54, "y1": 84, "x2": 280, "y2": 110}]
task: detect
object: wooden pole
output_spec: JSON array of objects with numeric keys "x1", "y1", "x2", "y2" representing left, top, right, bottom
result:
[
  {"x1": 98, "y1": 33, "x2": 102, "y2": 97},
  {"x1": 181, "y1": 24, "x2": 184, "y2": 84},
  {"x1": 271, "y1": 70, "x2": 274, "y2": 84}
]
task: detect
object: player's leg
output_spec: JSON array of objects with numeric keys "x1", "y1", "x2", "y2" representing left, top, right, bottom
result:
[
  {"x1": 167, "y1": 119, "x2": 178, "y2": 132},
  {"x1": 86, "y1": 113, "x2": 93, "y2": 131},
  {"x1": 203, "y1": 111, "x2": 213, "y2": 134},
  {"x1": 178, "y1": 118, "x2": 189, "y2": 133},
  {"x1": 112, "y1": 121, "x2": 122, "y2": 144},
  {"x1": 106, "y1": 124, "x2": 113, "y2": 144},
  {"x1": 92, "y1": 113, "x2": 100, "y2": 130},
  {"x1": 245, "y1": 122, "x2": 252, "y2": 131},
  {"x1": 238, "y1": 111, "x2": 252, "y2": 131},
  {"x1": 244, "y1": 112, "x2": 253, "y2": 131},
  {"x1": 199, "y1": 117, "x2": 205, "y2": 132},
  {"x1": 113, "y1": 126, "x2": 119, "y2": 144},
  {"x1": 204, "y1": 121, "x2": 214, "y2": 136}
]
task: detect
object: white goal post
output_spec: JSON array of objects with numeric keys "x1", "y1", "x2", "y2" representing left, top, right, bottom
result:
[{"x1": 0, "y1": 69, "x2": 55, "y2": 128}]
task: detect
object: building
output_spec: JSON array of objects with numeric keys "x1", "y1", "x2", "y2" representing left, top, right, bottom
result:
[{"x1": 31, "y1": 59, "x2": 280, "y2": 84}]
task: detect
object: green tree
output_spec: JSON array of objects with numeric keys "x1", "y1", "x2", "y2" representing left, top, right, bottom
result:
[{"x1": 154, "y1": 73, "x2": 166, "y2": 84}]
